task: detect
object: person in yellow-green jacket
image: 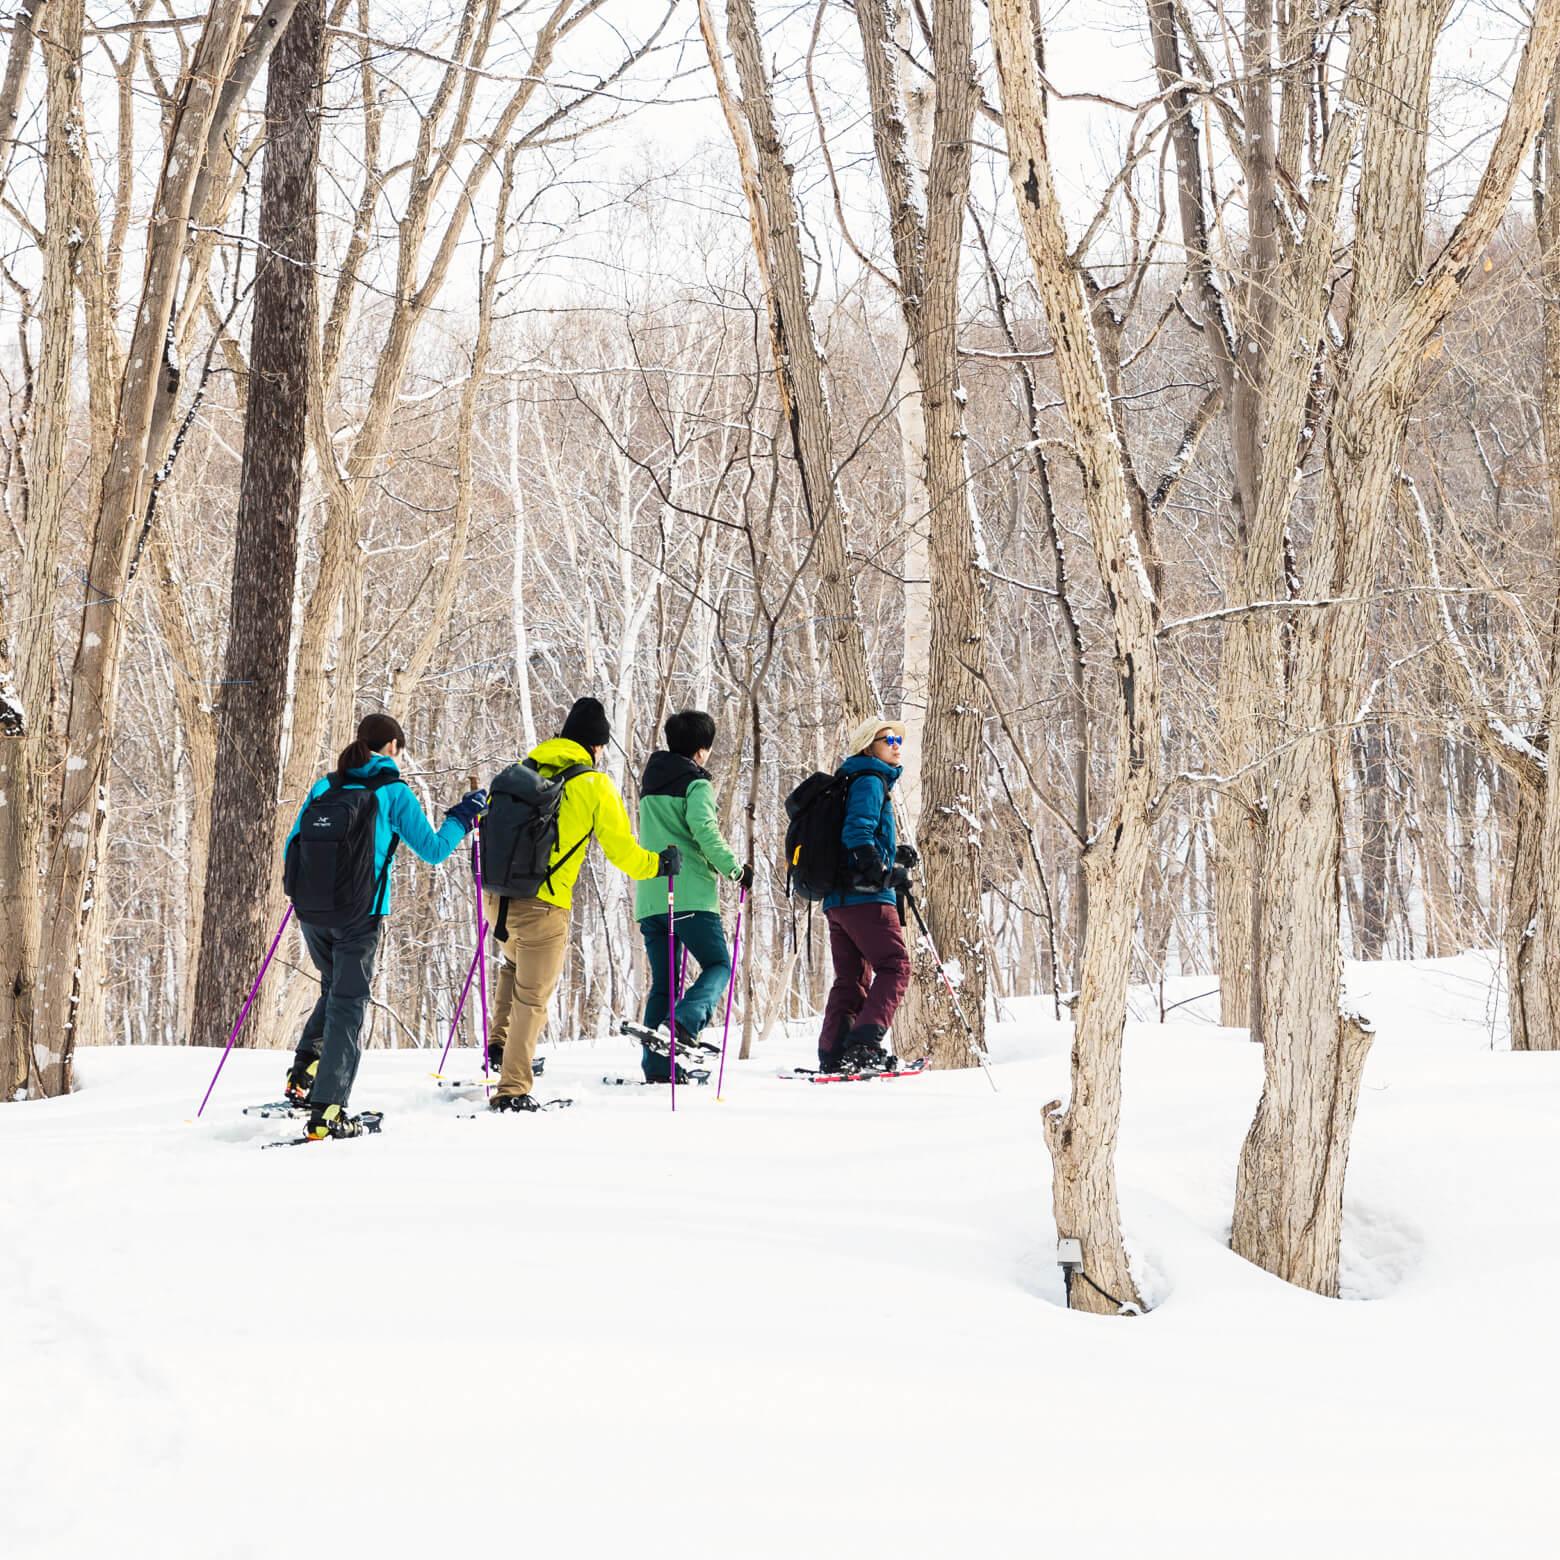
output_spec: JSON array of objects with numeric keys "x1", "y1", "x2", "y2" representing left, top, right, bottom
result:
[
  {"x1": 633, "y1": 710, "x2": 754, "y2": 1082},
  {"x1": 482, "y1": 697, "x2": 678, "y2": 1111}
]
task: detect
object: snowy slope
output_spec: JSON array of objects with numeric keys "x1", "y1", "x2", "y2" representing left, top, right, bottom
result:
[{"x1": 2, "y1": 952, "x2": 1555, "y2": 1558}]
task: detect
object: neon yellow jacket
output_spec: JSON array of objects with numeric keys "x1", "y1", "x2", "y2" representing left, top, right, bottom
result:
[{"x1": 519, "y1": 737, "x2": 661, "y2": 911}]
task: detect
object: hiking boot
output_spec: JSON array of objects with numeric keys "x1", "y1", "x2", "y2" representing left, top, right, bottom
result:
[
  {"x1": 304, "y1": 1103, "x2": 362, "y2": 1140},
  {"x1": 285, "y1": 1055, "x2": 319, "y2": 1105},
  {"x1": 841, "y1": 1024, "x2": 892, "y2": 1072},
  {"x1": 488, "y1": 1092, "x2": 540, "y2": 1113}
]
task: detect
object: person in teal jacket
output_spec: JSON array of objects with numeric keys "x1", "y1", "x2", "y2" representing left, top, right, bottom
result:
[
  {"x1": 817, "y1": 717, "x2": 915, "y2": 1073},
  {"x1": 634, "y1": 710, "x2": 753, "y2": 1081},
  {"x1": 283, "y1": 712, "x2": 485, "y2": 1138}
]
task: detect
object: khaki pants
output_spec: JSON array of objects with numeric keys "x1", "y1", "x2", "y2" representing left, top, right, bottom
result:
[{"x1": 484, "y1": 895, "x2": 569, "y2": 1097}]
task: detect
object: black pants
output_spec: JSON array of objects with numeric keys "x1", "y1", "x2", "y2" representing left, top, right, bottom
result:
[{"x1": 297, "y1": 915, "x2": 383, "y2": 1108}]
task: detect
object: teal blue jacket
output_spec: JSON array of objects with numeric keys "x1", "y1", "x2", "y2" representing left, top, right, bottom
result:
[
  {"x1": 285, "y1": 754, "x2": 466, "y2": 914},
  {"x1": 823, "y1": 754, "x2": 900, "y2": 910}
]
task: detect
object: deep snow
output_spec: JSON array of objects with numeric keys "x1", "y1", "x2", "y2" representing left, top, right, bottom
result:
[{"x1": 2, "y1": 951, "x2": 1555, "y2": 1558}]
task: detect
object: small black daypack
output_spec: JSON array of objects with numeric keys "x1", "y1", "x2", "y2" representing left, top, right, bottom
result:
[
  {"x1": 782, "y1": 768, "x2": 864, "y2": 901},
  {"x1": 283, "y1": 772, "x2": 401, "y2": 927},
  {"x1": 479, "y1": 759, "x2": 591, "y2": 902}
]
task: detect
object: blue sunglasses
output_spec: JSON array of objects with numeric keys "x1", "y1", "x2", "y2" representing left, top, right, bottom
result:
[{"x1": 877, "y1": 734, "x2": 903, "y2": 747}]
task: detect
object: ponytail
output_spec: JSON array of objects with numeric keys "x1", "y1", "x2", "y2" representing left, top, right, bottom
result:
[{"x1": 336, "y1": 712, "x2": 406, "y2": 777}]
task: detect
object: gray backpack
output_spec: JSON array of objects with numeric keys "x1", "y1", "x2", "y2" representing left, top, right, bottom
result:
[{"x1": 478, "y1": 759, "x2": 590, "y2": 900}]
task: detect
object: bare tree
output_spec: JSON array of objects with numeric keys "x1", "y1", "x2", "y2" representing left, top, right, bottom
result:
[
  {"x1": 35, "y1": 2, "x2": 302, "y2": 1089},
  {"x1": 989, "y1": 0, "x2": 1158, "y2": 1313},
  {"x1": 189, "y1": 0, "x2": 324, "y2": 1050},
  {"x1": 709, "y1": 0, "x2": 878, "y2": 721},
  {"x1": 853, "y1": 0, "x2": 988, "y2": 1066},
  {"x1": 1234, "y1": 0, "x2": 1560, "y2": 1294},
  {"x1": 1, "y1": 0, "x2": 84, "y2": 1097}
]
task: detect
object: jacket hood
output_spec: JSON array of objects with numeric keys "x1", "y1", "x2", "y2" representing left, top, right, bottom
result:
[
  {"x1": 346, "y1": 754, "x2": 400, "y2": 780},
  {"x1": 840, "y1": 753, "x2": 900, "y2": 787},
  {"x1": 528, "y1": 737, "x2": 598, "y2": 773},
  {"x1": 640, "y1": 749, "x2": 712, "y2": 799}
]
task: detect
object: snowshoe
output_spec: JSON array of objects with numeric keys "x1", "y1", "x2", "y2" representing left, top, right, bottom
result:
[{"x1": 620, "y1": 1019, "x2": 719, "y2": 1057}]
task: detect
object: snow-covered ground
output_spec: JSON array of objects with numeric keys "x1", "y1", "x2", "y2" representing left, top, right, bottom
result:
[{"x1": 2, "y1": 952, "x2": 1555, "y2": 1558}]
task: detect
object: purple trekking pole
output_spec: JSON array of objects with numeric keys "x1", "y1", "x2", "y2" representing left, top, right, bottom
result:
[
  {"x1": 469, "y1": 774, "x2": 492, "y2": 1085},
  {"x1": 667, "y1": 873, "x2": 677, "y2": 1113},
  {"x1": 715, "y1": 885, "x2": 746, "y2": 1101},
  {"x1": 195, "y1": 906, "x2": 294, "y2": 1117},
  {"x1": 434, "y1": 940, "x2": 483, "y2": 1076}
]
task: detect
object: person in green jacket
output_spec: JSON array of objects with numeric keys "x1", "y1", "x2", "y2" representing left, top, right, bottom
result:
[{"x1": 634, "y1": 710, "x2": 753, "y2": 1082}]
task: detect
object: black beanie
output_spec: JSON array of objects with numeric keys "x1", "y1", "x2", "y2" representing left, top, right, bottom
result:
[{"x1": 561, "y1": 696, "x2": 612, "y2": 750}]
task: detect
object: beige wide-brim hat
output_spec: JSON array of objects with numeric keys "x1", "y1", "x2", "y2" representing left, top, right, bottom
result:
[{"x1": 845, "y1": 715, "x2": 906, "y2": 757}]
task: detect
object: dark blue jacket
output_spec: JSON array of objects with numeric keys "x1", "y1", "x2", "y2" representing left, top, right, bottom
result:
[
  {"x1": 285, "y1": 754, "x2": 465, "y2": 914},
  {"x1": 823, "y1": 754, "x2": 899, "y2": 910}
]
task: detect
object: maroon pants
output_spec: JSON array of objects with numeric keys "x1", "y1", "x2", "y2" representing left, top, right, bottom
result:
[{"x1": 819, "y1": 901, "x2": 911, "y2": 1060}]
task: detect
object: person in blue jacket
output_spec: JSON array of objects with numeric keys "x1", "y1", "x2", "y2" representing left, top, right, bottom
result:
[
  {"x1": 818, "y1": 716, "x2": 918, "y2": 1073},
  {"x1": 283, "y1": 712, "x2": 485, "y2": 1138}
]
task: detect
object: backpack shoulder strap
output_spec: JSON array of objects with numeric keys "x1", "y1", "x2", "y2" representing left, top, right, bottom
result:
[
  {"x1": 371, "y1": 831, "x2": 400, "y2": 917},
  {"x1": 536, "y1": 766, "x2": 595, "y2": 892},
  {"x1": 359, "y1": 771, "x2": 402, "y2": 915}
]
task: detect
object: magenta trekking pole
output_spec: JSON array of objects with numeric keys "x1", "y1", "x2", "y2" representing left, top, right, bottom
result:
[
  {"x1": 435, "y1": 939, "x2": 483, "y2": 1075},
  {"x1": 667, "y1": 873, "x2": 677, "y2": 1113},
  {"x1": 715, "y1": 886, "x2": 745, "y2": 1101},
  {"x1": 471, "y1": 808, "x2": 491, "y2": 1083},
  {"x1": 195, "y1": 906, "x2": 294, "y2": 1117}
]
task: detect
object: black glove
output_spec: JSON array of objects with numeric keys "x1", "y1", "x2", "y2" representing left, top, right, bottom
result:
[
  {"x1": 888, "y1": 864, "x2": 911, "y2": 893},
  {"x1": 737, "y1": 863, "x2": 755, "y2": 891},
  {"x1": 445, "y1": 789, "x2": 488, "y2": 834},
  {"x1": 895, "y1": 843, "x2": 919, "y2": 869},
  {"x1": 848, "y1": 845, "x2": 886, "y2": 891},
  {"x1": 658, "y1": 845, "x2": 684, "y2": 878}
]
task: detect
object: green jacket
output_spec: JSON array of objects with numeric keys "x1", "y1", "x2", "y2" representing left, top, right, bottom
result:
[{"x1": 633, "y1": 750, "x2": 743, "y2": 918}]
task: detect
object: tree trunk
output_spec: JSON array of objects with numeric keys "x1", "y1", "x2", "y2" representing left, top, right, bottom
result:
[
  {"x1": 1356, "y1": 719, "x2": 1390, "y2": 961},
  {"x1": 718, "y1": 0, "x2": 879, "y2": 722},
  {"x1": 1530, "y1": 65, "x2": 1560, "y2": 1050},
  {"x1": 991, "y1": 0, "x2": 1162, "y2": 1312},
  {"x1": 854, "y1": 0, "x2": 987, "y2": 1068},
  {"x1": 0, "y1": 0, "x2": 84, "y2": 1099},
  {"x1": 1508, "y1": 784, "x2": 1552, "y2": 1050},
  {"x1": 1235, "y1": 0, "x2": 1560, "y2": 1290},
  {"x1": 0, "y1": 0, "x2": 45, "y2": 211},
  {"x1": 38, "y1": 3, "x2": 283, "y2": 1077},
  {"x1": 188, "y1": 0, "x2": 323, "y2": 1049}
]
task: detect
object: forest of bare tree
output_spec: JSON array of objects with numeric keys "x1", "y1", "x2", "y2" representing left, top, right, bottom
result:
[{"x1": 4, "y1": 0, "x2": 1559, "y2": 1310}]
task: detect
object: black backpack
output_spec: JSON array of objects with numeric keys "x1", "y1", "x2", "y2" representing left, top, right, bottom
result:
[
  {"x1": 783, "y1": 769, "x2": 865, "y2": 900},
  {"x1": 283, "y1": 772, "x2": 401, "y2": 927},
  {"x1": 480, "y1": 759, "x2": 591, "y2": 901}
]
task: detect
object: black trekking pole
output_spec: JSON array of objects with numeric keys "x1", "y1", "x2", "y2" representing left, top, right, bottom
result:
[{"x1": 904, "y1": 886, "x2": 998, "y2": 1093}]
